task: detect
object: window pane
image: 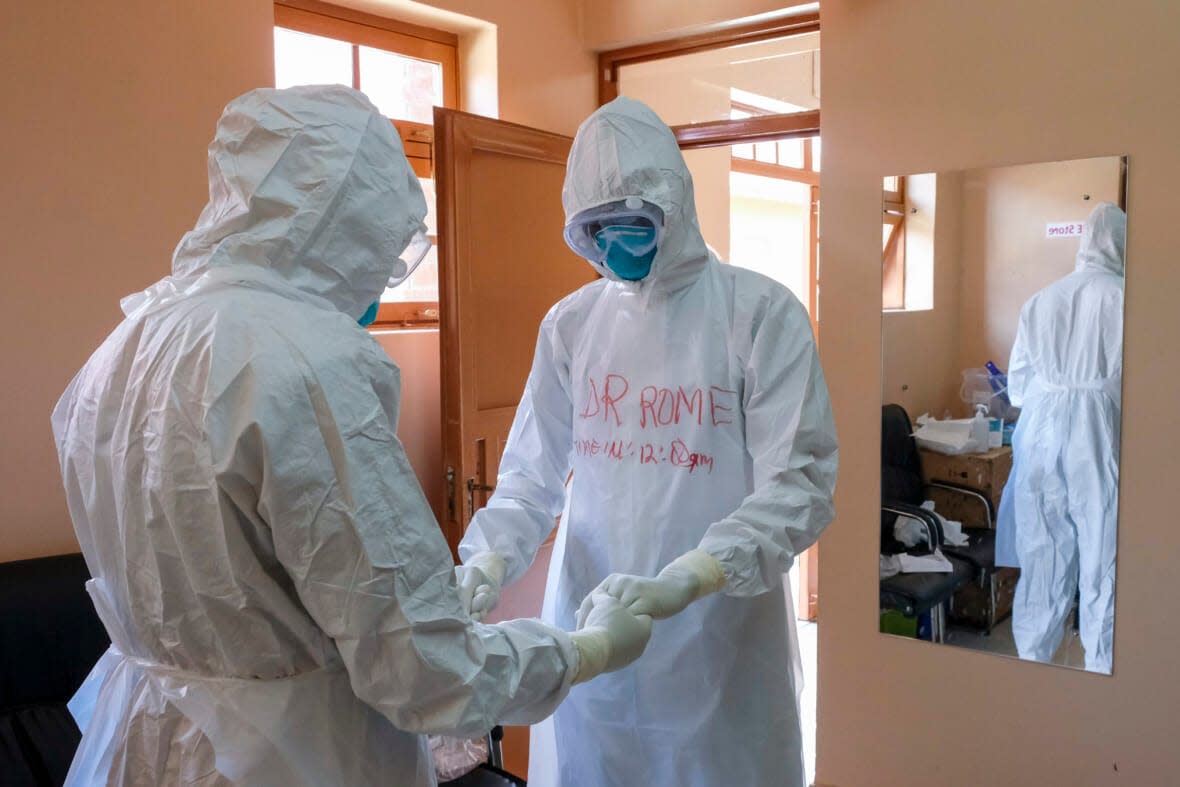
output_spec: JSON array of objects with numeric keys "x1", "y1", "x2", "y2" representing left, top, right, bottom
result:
[
  {"x1": 359, "y1": 46, "x2": 442, "y2": 124},
  {"x1": 274, "y1": 28, "x2": 353, "y2": 88},
  {"x1": 777, "y1": 139, "x2": 804, "y2": 168},
  {"x1": 754, "y1": 141, "x2": 778, "y2": 163},
  {"x1": 811, "y1": 137, "x2": 822, "y2": 172},
  {"x1": 728, "y1": 171, "x2": 812, "y2": 307},
  {"x1": 882, "y1": 222, "x2": 893, "y2": 251},
  {"x1": 733, "y1": 143, "x2": 755, "y2": 160},
  {"x1": 615, "y1": 32, "x2": 820, "y2": 125},
  {"x1": 883, "y1": 175, "x2": 900, "y2": 192}
]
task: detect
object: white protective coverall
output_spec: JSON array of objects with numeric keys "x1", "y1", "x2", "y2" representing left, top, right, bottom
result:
[
  {"x1": 1008, "y1": 201, "x2": 1125, "y2": 673},
  {"x1": 51, "y1": 86, "x2": 579, "y2": 786},
  {"x1": 459, "y1": 96, "x2": 838, "y2": 787}
]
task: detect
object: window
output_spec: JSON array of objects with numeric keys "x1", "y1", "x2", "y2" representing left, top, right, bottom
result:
[
  {"x1": 882, "y1": 176, "x2": 906, "y2": 310},
  {"x1": 727, "y1": 98, "x2": 820, "y2": 329},
  {"x1": 273, "y1": 1, "x2": 458, "y2": 326}
]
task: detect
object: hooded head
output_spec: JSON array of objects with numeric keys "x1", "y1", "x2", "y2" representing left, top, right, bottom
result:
[
  {"x1": 1075, "y1": 201, "x2": 1126, "y2": 277},
  {"x1": 170, "y1": 85, "x2": 427, "y2": 321},
  {"x1": 562, "y1": 97, "x2": 710, "y2": 294}
]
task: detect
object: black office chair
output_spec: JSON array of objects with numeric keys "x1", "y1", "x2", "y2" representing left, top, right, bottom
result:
[
  {"x1": 0, "y1": 554, "x2": 109, "y2": 786},
  {"x1": 880, "y1": 404, "x2": 974, "y2": 643}
]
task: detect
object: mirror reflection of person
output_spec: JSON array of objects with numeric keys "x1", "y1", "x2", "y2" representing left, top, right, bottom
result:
[
  {"x1": 1007, "y1": 201, "x2": 1126, "y2": 673},
  {"x1": 454, "y1": 97, "x2": 838, "y2": 787}
]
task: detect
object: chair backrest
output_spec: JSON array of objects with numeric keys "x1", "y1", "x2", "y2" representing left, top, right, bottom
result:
[
  {"x1": 0, "y1": 554, "x2": 108, "y2": 710},
  {"x1": 0, "y1": 553, "x2": 109, "y2": 785},
  {"x1": 881, "y1": 404, "x2": 926, "y2": 552},
  {"x1": 881, "y1": 404, "x2": 923, "y2": 505}
]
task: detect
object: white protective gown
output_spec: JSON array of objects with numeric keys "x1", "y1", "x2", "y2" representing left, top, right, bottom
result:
[
  {"x1": 1008, "y1": 202, "x2": 1125, "y2": 673},
  {"x1": 51, "y1": 86, "x2": 577, "y2": 787},
  {"x1": 459, "y1": 97, "x2": 838, "y2": 787}
]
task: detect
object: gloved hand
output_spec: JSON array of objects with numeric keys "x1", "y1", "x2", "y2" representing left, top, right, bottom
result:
[
  {"x1": 568, "y1": 593, "x2": 653, "y2": 684},
  {"x1": 575, "y1": 549, "x2": 727, "y2": 626},
  {"x1": 455, "y1": 551, "x2": 507, "y2": 622}
]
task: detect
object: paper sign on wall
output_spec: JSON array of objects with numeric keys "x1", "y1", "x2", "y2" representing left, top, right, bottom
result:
[{"x1": 1046, "y1": 221, "x2": 1085, "y2": 238}]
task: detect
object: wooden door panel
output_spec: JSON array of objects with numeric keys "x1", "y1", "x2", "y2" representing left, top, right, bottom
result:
[{"x1": 435, "y1": 108, "x2": 595, "y2": 553}]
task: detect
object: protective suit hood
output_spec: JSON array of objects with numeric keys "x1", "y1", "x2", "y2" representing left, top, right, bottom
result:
[
  {"x1": 156, "y1": 85, "x2": 426, "y2": 321},
  {"x1": 1075, "y1": 201, "x2": 1126, "y2": 276},
  {"x1": 562, "y1": 97, "x2": 710, "y2": 295}
]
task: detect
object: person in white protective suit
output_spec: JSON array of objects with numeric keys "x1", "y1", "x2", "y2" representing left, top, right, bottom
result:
[
  {"x1": 51, "y1": 85, "x2": 653, "y2": 787},
  {"x1": 455, "y1": 96, "x2": 838, "y2": 787},
  {"x1": 1007, "y1": 201, "x2": 1125, "y2": 673}
]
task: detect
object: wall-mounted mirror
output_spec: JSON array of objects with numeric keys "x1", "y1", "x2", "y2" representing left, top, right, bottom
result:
[{"x1": 878, "y1": 155, "x2": 1127, "y2": 674}]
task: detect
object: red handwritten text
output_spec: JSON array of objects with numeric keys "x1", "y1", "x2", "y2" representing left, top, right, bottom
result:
[{"x1": 580, "y1": 374, "x2": 630, "y2": 427}]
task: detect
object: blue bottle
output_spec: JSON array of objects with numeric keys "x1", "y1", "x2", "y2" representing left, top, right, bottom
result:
[{"x1": 984, "y1": 360, "x2": 1011, "y2": 406}]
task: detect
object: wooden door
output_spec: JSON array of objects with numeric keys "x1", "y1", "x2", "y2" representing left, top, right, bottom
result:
[
  {"x1": 435, "y1": 108, "x2": 594, "y2": 555},
  {"x1": 434, "y1": 107, "x2": 596, "y2": 778}
]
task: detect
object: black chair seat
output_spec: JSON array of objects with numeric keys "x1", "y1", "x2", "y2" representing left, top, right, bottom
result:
[
  {"x1": 441, "y1": 765, "x2": 526, "y2": 787},
  {"x1": 880, "y1": 556, "x2": 974, "y2": 617},
  {"x1": 942, "y1": 529, "x2": 996, "y2": 573}
]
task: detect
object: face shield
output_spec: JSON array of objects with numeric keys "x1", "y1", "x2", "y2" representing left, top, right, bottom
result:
[
  {"x1": 563, "y1": 198, "x2": 665, "y2": 274},
  {"x1": 388, "y1": 225, "x2": 431, "y2": 288}
]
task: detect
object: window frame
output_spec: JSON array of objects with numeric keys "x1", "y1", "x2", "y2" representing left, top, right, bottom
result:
[
  {"x1": 882, "y1": 176, "x2": 906, "y2": 310},
  {"x1": 274, "y1": 0, "x2": 458, "y2": 327}
]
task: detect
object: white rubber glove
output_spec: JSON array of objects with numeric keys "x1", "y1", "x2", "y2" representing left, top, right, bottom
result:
[
  {"x1": 576, "y1": 549, "x2": 727, "y2": 626},
  {"x1": 455, "y1": 551, "x2": 507, "y2": 622},
  {"x1": 568, "y1": 592, "x2": 653, "y2": 685}
]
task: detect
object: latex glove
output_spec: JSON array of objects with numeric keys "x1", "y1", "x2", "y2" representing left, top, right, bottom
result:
[
  {"x1": 576, "y1": 549, "x2": 726, "y2": 626},
  {"x1": 568, "y1": 593, "x2": 653, "y2": 684},
  {"x1": 455, "y1": 551, "x2": 507, "y2": 622}
]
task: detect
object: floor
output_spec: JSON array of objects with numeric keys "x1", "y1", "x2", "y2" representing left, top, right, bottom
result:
[
  {"x1": 943, "y1": 614, "x2": 1087, "y2": 670},
  {"x1": 788, "y1": 565, "x2": 818, "y2": 786},
  {"x1": 798, "y1": 618, "x2": 817, "y2": 787}
]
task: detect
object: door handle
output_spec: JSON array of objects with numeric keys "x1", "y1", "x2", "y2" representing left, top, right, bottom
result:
[
  {"x1": 466, "y1": 438, "x2": 496, "y2": 522},
  {"x1": 466, "y1": 476, "x2": 496, "y2": 522}
]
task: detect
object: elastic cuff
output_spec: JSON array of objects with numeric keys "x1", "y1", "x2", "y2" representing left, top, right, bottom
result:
[{"x1": 671, "y1": 549, "x2": 728, "y2": 599}]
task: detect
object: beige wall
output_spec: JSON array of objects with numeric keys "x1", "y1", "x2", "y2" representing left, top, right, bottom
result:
[
  {"x1": 0, "y1": 0, "x2": 275, "y2": 561},
  {"x1": 819, "y1": 2, "x2": 1180, "y2": 784},
  {"x1": 373, "y1": 329, "x2": 444, "y2": 517},
  {"x1": 958, "y1": 157, "x2": 1122, "y2": 377}
]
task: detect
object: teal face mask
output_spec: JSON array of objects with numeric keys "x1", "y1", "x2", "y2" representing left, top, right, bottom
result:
[
  {"x1": 357, "y1": 301, "x2": 380, "y2": 327},
  {"x1": 595, "y1": 224, "x2": 659, "y2": 281}
]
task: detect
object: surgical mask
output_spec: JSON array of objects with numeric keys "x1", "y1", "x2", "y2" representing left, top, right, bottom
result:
[
  {"x1": 595, "y1": 224, "x2": 659, "y2": 281},
  {"x1": 357, "y1": 300, "x2": 380, "y2": 327}
]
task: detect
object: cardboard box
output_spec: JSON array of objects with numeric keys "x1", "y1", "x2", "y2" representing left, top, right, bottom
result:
[
  {"x1": 919, "y1": 446, "x2": 1012, "y2": 511},
  {"x1": 950, "y1": 567, "x2": 1020, "y2": 631}
]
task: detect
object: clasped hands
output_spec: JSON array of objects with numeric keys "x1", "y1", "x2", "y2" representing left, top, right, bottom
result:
[{"x1": 458, "y1": 550, "x2": 725, "y2": 684}]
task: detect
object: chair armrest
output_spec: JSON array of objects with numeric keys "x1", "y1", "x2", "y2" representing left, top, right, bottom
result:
[
  {"x1": 882, "y1": 499, "x2": 944, "y2": 551},
  {"x1": 923, "y1": 481, "x2": 995, "y2": 528}
]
